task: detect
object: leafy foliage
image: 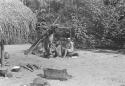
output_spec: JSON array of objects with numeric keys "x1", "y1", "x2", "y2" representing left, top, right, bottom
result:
[{"x1": 23, "y1": 0, "x2": 125, "y2": 49}]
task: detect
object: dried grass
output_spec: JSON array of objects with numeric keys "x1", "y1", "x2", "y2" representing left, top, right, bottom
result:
[{"x1": 0, "y1": 0, "x2": 37, "y2": 44}]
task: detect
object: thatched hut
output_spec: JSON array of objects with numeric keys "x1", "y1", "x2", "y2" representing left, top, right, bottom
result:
[{"x1": 0, "y1": 0, "x2": 37, "y2": 44}]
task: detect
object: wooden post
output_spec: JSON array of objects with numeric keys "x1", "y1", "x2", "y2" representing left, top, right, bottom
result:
[
  {"x1": 0, "y1": 40, "x2": 4, "y2": 67},
  {"x1": 24, "y1": 38, "x2": 43, "y2": 55},
  {"x1": 0, "y1": 43, "x2": 1, "y2": 67}
]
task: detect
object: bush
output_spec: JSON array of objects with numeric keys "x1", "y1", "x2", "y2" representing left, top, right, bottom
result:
[{"x1": 24, "y1": 0, "x2": 125, "y2": 49}]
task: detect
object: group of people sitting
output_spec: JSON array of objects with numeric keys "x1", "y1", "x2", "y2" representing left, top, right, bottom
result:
[
  {"x1": 54, "y1": 38, "x2": 74, "y2": 58},
  {"x1": 32, "y1": 25, "x2": 78, "y2": 58},
  {"x1": 43, "y1": 37, "x2": 78, "y2": 58}
]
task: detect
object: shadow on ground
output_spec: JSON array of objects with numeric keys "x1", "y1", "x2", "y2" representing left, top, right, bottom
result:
[{"x1": 84, "y1": 48, "x2": 125, "y2": 55}]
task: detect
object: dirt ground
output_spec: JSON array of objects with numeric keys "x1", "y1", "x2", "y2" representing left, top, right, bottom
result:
[{"x1": 0, "y1": 44, "x2": 125, "y2": 86}]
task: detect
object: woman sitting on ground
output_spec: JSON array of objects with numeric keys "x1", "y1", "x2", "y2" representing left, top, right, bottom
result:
[{"x1": 63, "y1": 38, "x2": 74, "y2": 58}]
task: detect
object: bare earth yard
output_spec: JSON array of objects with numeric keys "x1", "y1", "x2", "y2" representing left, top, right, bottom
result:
[{"x1": 0, "y1": 44, "x2": 125, "y2": 86}]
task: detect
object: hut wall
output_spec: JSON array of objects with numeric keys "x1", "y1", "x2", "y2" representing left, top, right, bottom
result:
[{"x1": 0, "y1": 0, "x2": 37, "y2": 44}]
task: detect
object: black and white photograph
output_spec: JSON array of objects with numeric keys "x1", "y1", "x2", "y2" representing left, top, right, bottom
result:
[{"x1": 0, "y1": 0, "x2": 125, "y2": 86}]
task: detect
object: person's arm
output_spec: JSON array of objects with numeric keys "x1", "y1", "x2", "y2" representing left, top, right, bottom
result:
[
  {"x1": 71, "y1": 42, "x2": 74, "y2": 52},
  {"x1": 67, "y1": 41, "x2": 74, "y2": 52}
]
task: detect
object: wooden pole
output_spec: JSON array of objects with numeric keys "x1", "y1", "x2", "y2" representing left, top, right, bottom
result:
[
  {"x1": 24, "y1": 37, "x2": 43, "y2": 55},
  {"x1": 0, "y1": 42, "x2": 1, "y2": 67},
  {"x1": 0, "y1": 40, "x2": 4, "y2": 67}
]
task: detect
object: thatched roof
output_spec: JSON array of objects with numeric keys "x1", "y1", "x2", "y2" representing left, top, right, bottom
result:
[{"x1": 0, "y1": 0, "x2": 37, "y2": 44}]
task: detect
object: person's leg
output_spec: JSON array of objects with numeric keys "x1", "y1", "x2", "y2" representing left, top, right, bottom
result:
[
  {"x1": 44, "y1": 42, "x2": 50, "y2": 58},
  {"x1": 67, "y1": 52, "x2": 79, "y2": 57},
  {"x1": 55, "y1": 45, "x2": 62, "y2": 57},
  {"x1": 67, "y1": 52, "x2": 72, "y2": 57},
  {"x1": 62, "y1": 48, "x2": 68, "y2": 58},
  {"x1": 72, "y1": 52, "x2": 79, "y2": 56}
]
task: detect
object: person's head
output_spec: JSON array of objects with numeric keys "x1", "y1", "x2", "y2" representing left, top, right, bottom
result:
[{"x1": 67, "y1": 38, "x2": 71, "y2": 42}]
